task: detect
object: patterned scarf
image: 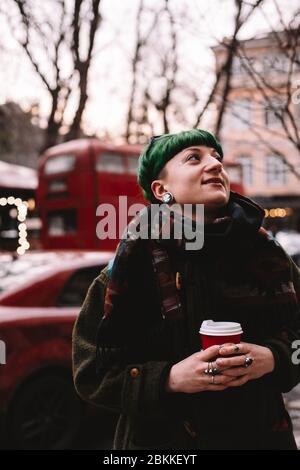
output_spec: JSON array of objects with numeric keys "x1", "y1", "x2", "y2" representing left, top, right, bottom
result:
[{"x1": 96, "y1": 193, "x2": 299, "y2": 370}]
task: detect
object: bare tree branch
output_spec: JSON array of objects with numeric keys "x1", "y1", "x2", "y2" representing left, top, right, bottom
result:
[
  {"x1": 213, "y1": 0, "x2": 243, "y2": 137},
  {"x1": 14, "y1": 0, "x2": 53, "y2": 94},
  {"x1": 125, "y1": 0, "x2": 145, "y2": 142},
  {"x1": 193, "y1": 0, "x2": 266, "y2": 133},
  {"x1": 66, "y1": 0, "x2": 102, "y2": 140},
  {"x1": 124, "y1": 0, "x2": 162, "y2": 142},
  {"x1": 6, "y1": 0, "x2": 103, "y2": 149}
]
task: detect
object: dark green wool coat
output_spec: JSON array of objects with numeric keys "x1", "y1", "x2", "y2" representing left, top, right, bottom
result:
[{"x1": 72, "y1": 196, "x2": 300, "y2": 450}]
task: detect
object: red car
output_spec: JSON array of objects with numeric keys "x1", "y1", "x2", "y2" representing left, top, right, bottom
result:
[{"x1": 0, "y1": 250, "x2": 113, "y2": 450}]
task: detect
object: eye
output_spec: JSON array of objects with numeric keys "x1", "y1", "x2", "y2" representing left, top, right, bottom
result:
[
  {"x1": 214, "y1": 154, "x2": 222, "y2": 162},
  {"x1": 186, "y1": 153, "x2": 200, "y2": 162}
]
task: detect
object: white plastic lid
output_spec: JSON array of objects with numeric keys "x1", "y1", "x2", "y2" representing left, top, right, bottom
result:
[{"x1": 199, "y1": 319, "x2": 243, "y2": 336}]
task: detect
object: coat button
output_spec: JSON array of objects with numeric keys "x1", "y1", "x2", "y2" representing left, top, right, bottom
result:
[{"x1": 130, "y1": 367, "x2": 140, "y2": 378}]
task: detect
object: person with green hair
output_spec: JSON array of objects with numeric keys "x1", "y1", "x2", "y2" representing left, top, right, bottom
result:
[
  {"x1": 73, "y1": 129, "x2": 300, "y2": 450},
  {"x1": 138, "y1": 129, "x2": 224, "y2": 203}
]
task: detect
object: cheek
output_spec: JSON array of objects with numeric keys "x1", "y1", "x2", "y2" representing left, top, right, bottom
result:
[
  {"x1": 223, "y1": 179, "x2": 231, "y2": 200},
  {"x1": 224, "y1": 174, "x2": 230, "y2": 189},
  {"x1": 172, "y1": 178, "x2": 199, "y2": 202},
  {"x1": 221, "y1": 175, "x2": 230, "y2": 195},
  {"x1": 173, "y1": 172, "x2": 196, "y2": 191}
]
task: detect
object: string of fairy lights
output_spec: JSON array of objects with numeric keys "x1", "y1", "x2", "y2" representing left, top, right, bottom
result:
[
  {"x1": 0, "y1": 196, "x2": 31, "y2": 256},
  {"x1": 264, "y1": 207, "x2": 293, "y2": 218}
]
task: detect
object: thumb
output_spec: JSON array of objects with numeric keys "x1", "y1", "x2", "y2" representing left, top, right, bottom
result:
[{"x1": 199, "y1": 344, "x2": 221, "y2": 361}]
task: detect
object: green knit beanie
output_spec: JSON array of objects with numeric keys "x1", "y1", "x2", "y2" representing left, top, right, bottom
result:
[{"x1": 137, "y1": 129, "x2": 224, "y2": 202}]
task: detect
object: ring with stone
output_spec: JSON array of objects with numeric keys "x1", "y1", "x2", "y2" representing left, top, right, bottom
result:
[{"x1": 244, "y1": 356, "x2": 253, "y2": 368}]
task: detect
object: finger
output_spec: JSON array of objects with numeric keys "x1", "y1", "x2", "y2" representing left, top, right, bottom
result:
[
  {"x1": 205, "y1": 374, "x2": 235, "y2": 388},
  {"x1": 200, "y1": 344, "x2": 222, "y2": 361},
  {"x1": 204, "y1": 374, "x2": 234, "y2": 386},
  {"x1": 225, "y1": 375, "x2": 249, "y2": 387},
  {"x1": 218, "y1": 343, "x2": 250, "y2": 356},
  {"x1": 218, "y1": 343, "x2": 243, "y2": 356},
  {"x1": 200, "y1": 360, "x2": 219, "y2": 375},
  {"x1": 216, "y1": 355, "x2": 247, "y2": 369},
  {"x1": 220, "y1": 367, "x2": 249, "y2": 377},
  {"x1": 218, "y1": 342, "x2": 236, "y2": 349},
  {"x1": 221, "y1": 374, "x2": 242, "y2": 384}
]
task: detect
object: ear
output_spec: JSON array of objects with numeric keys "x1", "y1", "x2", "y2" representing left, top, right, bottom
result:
[{"x1": 151, "y1": 179, "x2": 166, "y2": 202}]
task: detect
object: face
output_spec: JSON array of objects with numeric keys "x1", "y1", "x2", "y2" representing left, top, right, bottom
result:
[{"x1": 151, "y1": 145, "x2": 230, "y2": 218}]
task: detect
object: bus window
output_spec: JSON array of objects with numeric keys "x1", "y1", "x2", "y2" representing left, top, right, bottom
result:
[
  {"x1": 95, "y1": 153, "x2": 124, "y2": 174},
  {"x1": 48, "y1": 178, "x2": 68, "y2": 193},
  {"x1": 44, "y1": 154, "x2": 76, "y2": 175},
  {"x1": 47, "y1": 209, "x2": 77, "y2": 236},
  {"x1": 127, "y1": 155, "x2": 139, "y2": 174}
]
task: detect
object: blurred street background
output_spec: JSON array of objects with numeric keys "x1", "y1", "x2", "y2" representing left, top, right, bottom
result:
[{"x1": 0, "y1": 0, "x2": 300, "y2": 450}]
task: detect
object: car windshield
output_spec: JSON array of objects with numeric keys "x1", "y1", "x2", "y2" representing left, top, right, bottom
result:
[{"x1": 0, "y1": 256, "x2": 51, "y2": 294}]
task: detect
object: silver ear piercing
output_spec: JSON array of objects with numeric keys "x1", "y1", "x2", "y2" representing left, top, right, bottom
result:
[{"x1": 162, "y1": 192, "x2": 174, "y2": 204}]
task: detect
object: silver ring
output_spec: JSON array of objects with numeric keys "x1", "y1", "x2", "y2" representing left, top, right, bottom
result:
[
  {"x1": 204, "y1": 362, "x2": 215, "y2": 375},
  {"x1": 211, "y1": 362, "x2": 219, "y2": 376},
  {"x1": 204, "y1": 362, "x2": 210, "y2": 375}
]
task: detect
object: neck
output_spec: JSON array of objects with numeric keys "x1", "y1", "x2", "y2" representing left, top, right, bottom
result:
[{"x1": 167, "y1": 203, "x2": 226, "y2": 225}]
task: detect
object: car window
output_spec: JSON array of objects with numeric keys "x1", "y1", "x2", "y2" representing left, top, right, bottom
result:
[{"x1": 57, "y1": 266, "x2": 104, "y2": 307}]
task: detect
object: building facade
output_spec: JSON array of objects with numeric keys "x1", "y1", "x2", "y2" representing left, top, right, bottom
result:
[{"x1": 213, "y1": 31, "x2": 300, "y2": 234}]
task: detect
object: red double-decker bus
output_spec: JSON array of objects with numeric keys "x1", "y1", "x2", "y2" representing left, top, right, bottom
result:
[
  {"x1": 37, "y1": 139, "x2": 244, "y2": 251},
  {"x1": 37, "y1": 139, "x2": 144, "y2": 251}
]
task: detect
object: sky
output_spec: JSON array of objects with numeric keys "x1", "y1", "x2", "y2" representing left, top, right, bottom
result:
[{"x1": 0, "y1": 0, "x2": 298, "y2": 139}]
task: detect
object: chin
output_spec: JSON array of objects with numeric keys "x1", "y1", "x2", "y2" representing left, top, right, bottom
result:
[{"x1": 207, "y1": 194, "x2": 229, "y2": 207}]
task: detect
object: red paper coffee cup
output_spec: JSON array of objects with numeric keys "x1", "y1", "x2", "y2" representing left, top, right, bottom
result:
[{"x1": 199, "y1": 320, "x2": 243, "y2": 350}]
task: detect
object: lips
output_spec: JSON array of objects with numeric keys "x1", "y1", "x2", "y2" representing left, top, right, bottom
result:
[{"x1": 203, "y1": 177, "x2": 224, "y2": 186}]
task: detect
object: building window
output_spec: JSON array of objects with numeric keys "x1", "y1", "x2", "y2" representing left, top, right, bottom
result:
[
  {"x1": 265, "y1": 97, "x2": 284, "y2": 127},
  {"x1": 232, "y1": 56, "x2": 255, "y2": 75},
  {"x1": 226, "y1": 99, "x2": 251, "y2": 129},
  {"x1": 262, "y1": 53, "x2": 288, "y2": 74},
  {"x1": 238, "y1": 155, "x2": 253, "y2": 185},
  {"x1": 266, "y1": 155, "x2": 287, "y2": 185}
]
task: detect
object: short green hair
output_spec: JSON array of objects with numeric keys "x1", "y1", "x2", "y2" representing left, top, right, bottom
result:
[{"x1": 137, "y1": 129, "x2": 223, "y2": 202}]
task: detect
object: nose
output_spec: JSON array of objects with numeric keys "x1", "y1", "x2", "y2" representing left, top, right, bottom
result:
[{"x1": 204, "y1": 154, "x2": 223, "y2": 173}]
